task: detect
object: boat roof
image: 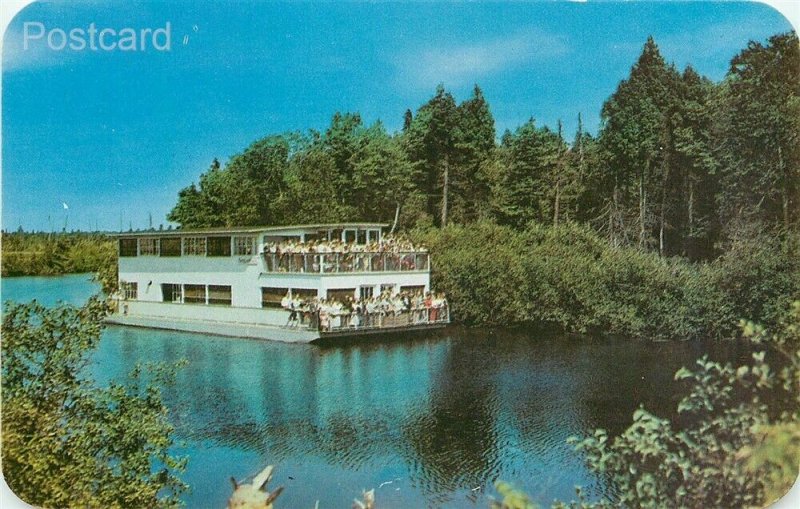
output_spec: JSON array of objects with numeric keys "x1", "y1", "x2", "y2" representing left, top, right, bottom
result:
[{"x1": 113, "y1": 223, "x2": 389, "y2": 238}]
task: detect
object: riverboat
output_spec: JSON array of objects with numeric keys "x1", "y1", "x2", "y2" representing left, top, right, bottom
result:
[{"x1": 105, "y1": 223, "x2": 449, "y2": 342}]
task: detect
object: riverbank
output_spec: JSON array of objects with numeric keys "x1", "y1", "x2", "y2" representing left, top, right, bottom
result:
[
  {"x1": 1, "y1": 232, "x2": 115, "y2": 277},
  {"x1": 415, "y1": 221, "x2": 800, "y2": 341}
]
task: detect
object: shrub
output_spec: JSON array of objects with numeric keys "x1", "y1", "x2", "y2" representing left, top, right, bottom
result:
[{"x1": 1, "y1": 298, "x2": 186, "y2": 508}]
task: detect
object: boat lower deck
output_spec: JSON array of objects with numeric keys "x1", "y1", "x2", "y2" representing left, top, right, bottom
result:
[
  {"x1": 105, "y1": 313, "x2": 322, "y2": 343},
  {"x1": 105, "y1": 312, "x2": 449, "y2": 343}
]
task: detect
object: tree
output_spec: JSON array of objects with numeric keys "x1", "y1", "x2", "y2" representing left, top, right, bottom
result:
[
  {"x1": 599, "y1": 36, "x2": 681, "y2": 250},
  {"x1": 322, "y1": 112, "x2": 366, "y2": 208},
  {"x1": 569, "y1": 113, "x2": 605, "y2": 227},
  {"x1": 167, "y1": 158, "x2": 223, "y2": 227},
  {"x1": 2, "y1": 298, "x2": 187, "y2": 508},
  {"x1": 713, "y1": 31, "x2": 800, "y2": 235},
  {"x1": 452, "y1": 85, "x2": 496, "y2": 223},
  {"x1": 285, "y1": 144, "x2": 350, "y2": 223},
  {"x1": 493, "y1": 119, "x2": 564, "y2": 229},
  {"x1": 349, "y1": 123, "x2": 419, "y2": 228},
  {"x1": 664, "y1": 66, "x2": 720, "y2": 259},
  {"x1": 404, "y1": 85, "x2": 460, "y2": 226}
]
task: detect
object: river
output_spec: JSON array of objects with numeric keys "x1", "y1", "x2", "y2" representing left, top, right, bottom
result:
[{"x1": 1, "y1": 274, "x2": 756, "y2": 508}]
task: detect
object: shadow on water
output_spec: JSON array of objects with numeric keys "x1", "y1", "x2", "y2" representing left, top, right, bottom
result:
[{"x1": 4, "y1": 276, "x2": 763, "y2": 508}]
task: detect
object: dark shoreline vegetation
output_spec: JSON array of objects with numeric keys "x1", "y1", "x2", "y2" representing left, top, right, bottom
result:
[
  {"x1": 2, "y1": 31, "x2": 799, "y2": 508},
  {"x1": 1, "y1": 231, "x2": 115, "y2": 277}
]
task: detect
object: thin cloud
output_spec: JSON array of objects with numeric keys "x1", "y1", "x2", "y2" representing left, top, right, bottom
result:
[
  {"x1": 659, "y1": 15, "x2": 792, "y2": 69},
  {"x1": 394, "y1": 28, "x2": 569, "y2": 90}
]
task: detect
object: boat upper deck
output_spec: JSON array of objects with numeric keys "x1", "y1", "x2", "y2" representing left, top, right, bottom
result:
[{"x1": 115, "y1": 223, "x2": 430, "y2": 275}]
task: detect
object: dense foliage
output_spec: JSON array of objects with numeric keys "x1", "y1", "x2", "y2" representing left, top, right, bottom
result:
[
  {"x1": 1, "y1": 232, "x2": 119, "y2": 293},
  {"x1": 1, "y1": 232, "x2": 115, "y2": 277},
  {"x1": 1, "y1": 298, "x2": 186, "y2": 508},
  {"x1": 415, "y1": 221, "x2": 799, "y2": 341},
  {"x1": 162, "y1": 31, "x2": 800, "y2": 339}
]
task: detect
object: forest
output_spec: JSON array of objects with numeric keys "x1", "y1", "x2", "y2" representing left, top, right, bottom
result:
[
  {"x1": 166, "y1": 32, "x2": 799, "y2": 338},
  {"x1": 169, "y1": 33, "x2": 798, "y2": 256}
]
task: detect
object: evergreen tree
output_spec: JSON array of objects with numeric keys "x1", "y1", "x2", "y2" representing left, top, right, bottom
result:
[
  {"x1": 599, "y1": 36, "x2": 681, "y2": 249},
  {"x1": 322, "y1": 112, "x2": 365, "y2": 208},
  {"x1": 714, "y1": 31, "x2": 800, "y2": 236},
  {"x1": 349, "y1": 123, "x2": 419, "y2": 228},
  {"x1": 493, "y1": 118, "x2": 563, "y2": 229},
  {"x1": 404, "y1": 85, "x2": 460, "y2": 226},
  {"x1": 570, "y1": 113, "x2": 605, "y2": 226},
  {"x1": 452, "y1": 85, "x2": 496, "y2": 223},
  {"x1": 403, "y1": 109, "x2": 413, "y2": 131},
  {"x1": 672, "y1": 66, "x2": 718, "y2": 258}
]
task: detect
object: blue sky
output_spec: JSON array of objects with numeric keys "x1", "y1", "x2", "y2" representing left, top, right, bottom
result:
[{"x1": 1, "y1": 1, "x2": 795, "y2": 232}]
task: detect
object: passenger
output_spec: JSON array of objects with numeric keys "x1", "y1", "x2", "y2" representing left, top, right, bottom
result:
[{"x1": 425, "y1": 292, "x2": 434, "y2": 322}]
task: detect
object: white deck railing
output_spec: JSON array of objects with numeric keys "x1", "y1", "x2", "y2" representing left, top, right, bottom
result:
[
  {"x1": 262, "y1": 251, "x2": 429, "y2": 273},
  {"x1": 285, "y1": 306, "x2": 450, "y2": 333}
]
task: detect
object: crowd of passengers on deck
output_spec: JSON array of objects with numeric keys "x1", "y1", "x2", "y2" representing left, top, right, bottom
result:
[
  {"x1": 262, "y1": 235, "x2": 429, "y2": 272},
  {"x1": 264, "y1": 234, "x2": 426, "y2": 255},
  {"x1": 281, "y1": 289, "x2": 448, "y2": 331}
]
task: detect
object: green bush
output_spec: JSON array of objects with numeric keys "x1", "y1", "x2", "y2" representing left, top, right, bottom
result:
[
  {"x1": 1, "y1": 298, "x2": 187, "y2": 508},
  {"x1": 417, "y1": 221, "x2": 798, "y2": 341}
]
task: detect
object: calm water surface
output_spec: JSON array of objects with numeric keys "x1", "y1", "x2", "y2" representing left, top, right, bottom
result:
[{"x1": 1, "y1": 275, "x2": 755, "y2": 508}]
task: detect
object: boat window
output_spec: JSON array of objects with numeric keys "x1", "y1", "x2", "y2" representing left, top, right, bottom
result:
[
  {"x1": 264, "y1": 235, "x2": 300, "y2": 244},
  {"x1": 368, "y1": 229, "x2": 381, "y2": 243},
  {"x1": 184, "y1": 284, "x2": 206, "y2": 304},
  {"x1": 207, "y1": 236, "x2": 232, "y2": 257},
  {"x1": 160, "y1": 238, "x2": 181, "y2": 257},
  {"x1": 291, "y1": 288, "x2": 318, "y2": 300},
  {"x1": 262, "y1": 287, "x2": 288, "y2": 308},
  {"x1": 119, "y1": 238, "x2": 138, "y2": 257},
  {"x1": 183, "y1": 237, "x2": 207, "y2": 256},
  {"x1": 359, "y1": 286, "x2": 374, "y2": 300},
  {"x1": 233, "y1": 236, "x2": 255, "y2": 255},
  {"x1": 357, "y1": 229, "x2": 367, "y2": 244},
  {"x1": 162, "y1": 283, "x2": 182, "y2": 303},
  {"x1": 344, "y1": 229, "x2": 357, "y2": 243},
  {"x1": 400, "y1": 285, "x2": 425, "y2": 296},
  {"x1": 330, "y1": 229, "x2": 343, "y2": 242},
  {"x1": 380, "y1": 283, "x2": 396, "y2": 295},
  {"x1": 208, "y1": 285, "x2": 232, "y2": 306},
  {"x1": 327, "y1": 288, "x2": 355, "y2": 303},
  {"x1": 121, "y1": 281, "x2": 138, "y2": 299},
  {"x1": 139, "y1": 238, "x2": 159, "y2": 256}
]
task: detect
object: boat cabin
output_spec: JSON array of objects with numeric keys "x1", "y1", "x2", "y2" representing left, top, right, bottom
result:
[{"x1": 109, "y1": 223, "x2": 447, "y2": 342}]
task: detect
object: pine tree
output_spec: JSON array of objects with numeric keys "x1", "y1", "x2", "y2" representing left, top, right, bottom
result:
[
  {"x1": 599, "y1": 36, "x2": 681, "y2": 249},
  {"x1": 453, "y1": 85, "x2": 496, "y2": 223},
  {"x1": 403, "y1": 85, "x2": 460, "y2": 226},
  {"x1": 714, "y1": 32, "x2": 800, "y2": 236}
]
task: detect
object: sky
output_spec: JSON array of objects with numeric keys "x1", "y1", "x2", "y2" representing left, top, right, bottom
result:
[{"x1": 1, "y1": 1, "x2": 796, "y2": 232}]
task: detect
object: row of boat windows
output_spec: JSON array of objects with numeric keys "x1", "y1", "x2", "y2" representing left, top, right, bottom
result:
[
  {"x1": 118, "y1": 236, "x2": 256, "y2": 257},
  {"x1": 120, "y1": 282, "x2": 234, "y2": 305},
  {"x1": 118, "y1": 283, "x2": 425, "y2": 307},
  {"x1": 119, "y1": 229, "x2": 383, "y2": 258}
]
